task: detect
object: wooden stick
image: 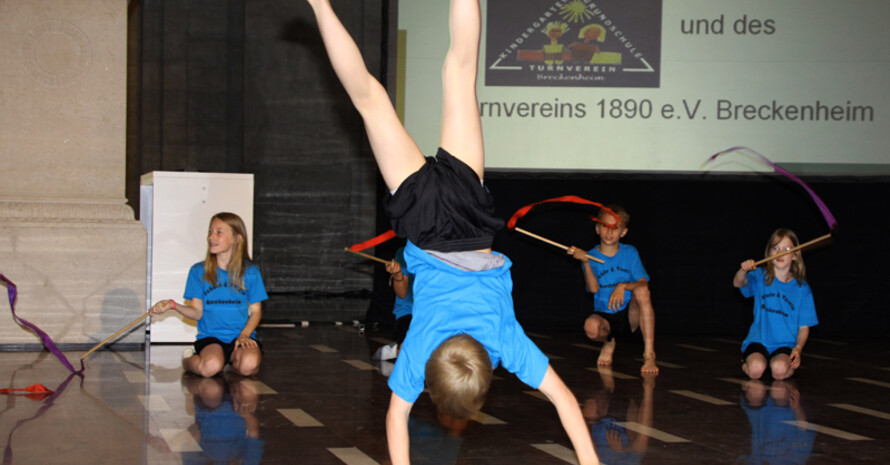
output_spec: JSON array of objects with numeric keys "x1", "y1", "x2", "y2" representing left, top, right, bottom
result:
[
  {"x1": 514, "y1": 227, "x2": 605, "y2": 264},
  {"x1": 752, "y1": 233, "x2": 833, "y2": 267},
  {"x1": 344, "y1": 247, "x2": 390, "y2": 265},
  {"x1": 80, "y1": 312, "x2": 151, "y2": 360}
]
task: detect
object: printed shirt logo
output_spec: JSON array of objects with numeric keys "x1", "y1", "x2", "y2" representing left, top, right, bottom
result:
[
  {"x1": 485, "y1": 0, "x2": 662, "y2": 87},
  {"x1": 759, "y1": 291, "x2": 797, "y2": 319},
  {"x1": 203, "y1": 281, "x2": 249, "y2": 306}
]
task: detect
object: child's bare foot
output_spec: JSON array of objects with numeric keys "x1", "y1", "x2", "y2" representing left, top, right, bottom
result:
[
  {"x1": 641, "y1": 352, "x2": 658, "y2": 373},
  {"x1": 641, "y1": 371, "x2": 657, "y2": 389},
  {"x1": 597, "y1": 340, "x2": 615, "y2": 366}
]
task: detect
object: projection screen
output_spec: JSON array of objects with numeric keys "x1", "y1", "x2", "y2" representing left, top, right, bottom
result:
[{"x1": 397, "y1": 0, "x2": 889, "y2": 174}]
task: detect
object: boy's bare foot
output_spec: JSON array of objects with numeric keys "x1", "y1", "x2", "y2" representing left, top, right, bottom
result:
[
  {"x1": 641, "y1": 352, "x2": 658, "y2": 373},
  {"x1": 597, "y1": 340, "x2": 616, "y2": 366},
  {"x1": 641, "y1": 371, "x2": 657, "y2": 389}
]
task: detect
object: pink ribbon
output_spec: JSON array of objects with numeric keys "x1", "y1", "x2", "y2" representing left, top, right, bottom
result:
[{"x1": 705, "y1": 147, "x2": 838, "y2": 231}]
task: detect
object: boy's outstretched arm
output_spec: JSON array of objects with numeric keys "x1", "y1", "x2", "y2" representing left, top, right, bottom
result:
[
  {"x1": 386, "y1": 393, "x2": 414, "y2": 465},
  {"x1": 538, "y1": 366, "x2": 601, "y2": 465},
  {"x1": 568, "y1": 246, "x2": 600, "y2": 294}
]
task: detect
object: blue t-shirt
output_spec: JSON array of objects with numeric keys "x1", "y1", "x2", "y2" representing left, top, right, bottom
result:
[
  {"x1": 195, "y1": 396, "x2": 265, "y2": 465},
  {"x1": 739, "y1": 268, "x2": 818, "y2": 353},
  {"x1": 591, "y1": 418, "x2": 643, "y2": 465},
  {"x1": 184, "y1": 262, "x2": 268, "y2": 342},
  {"x1": 585, "y1": 244, "x2": 649, "y2": 314},
  {"x1": 392, "y1": 247, "x2": 415, "y2": 320},
  {"x1": 739, "y1": 396, "x2": 815, "y2": 464},
  {"x1": 388, "y1": 241, "x2": 550, "y2": 403}
]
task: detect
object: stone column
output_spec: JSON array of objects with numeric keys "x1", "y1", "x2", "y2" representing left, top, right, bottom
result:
[{"x1": 0, "y1": 1, "x2": 146, "y2": 346}]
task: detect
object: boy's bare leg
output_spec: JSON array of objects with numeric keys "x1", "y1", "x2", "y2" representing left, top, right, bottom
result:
[
  {"x1": 598, "y1": 339, "x2": 616, "y2": 366},
  {"x1": 439, "y1": 0, "x2": 485, "y2": 179},
  {"x1": 307, "y1": 0, "x2": 424, "y2": 191},
  {"x1": 584, "y1": 314, "x2": 614, "y2": 366},
  {"x1": 628, "y1": 286, "x2": 658, "y2": 373}
]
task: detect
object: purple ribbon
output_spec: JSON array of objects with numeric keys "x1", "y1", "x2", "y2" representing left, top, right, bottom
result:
[
  {"x1": 1, "y1": 273, "x2": 85, "y2": 374},
  {"x1": 705, "y1": 147, "x2": 838, "y2": 231}
]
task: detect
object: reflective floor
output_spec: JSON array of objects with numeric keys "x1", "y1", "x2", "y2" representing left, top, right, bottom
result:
[{"x1": 2, "y1": 325, "x2": 889, "y2": 464}]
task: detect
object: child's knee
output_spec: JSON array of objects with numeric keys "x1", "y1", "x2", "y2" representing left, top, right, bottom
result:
[
  {"x1": 631, "y1": 284, "x2": 651, "y2": 304},
  {"x1": 770, "y1": 359, "x2": 791, "y2": 380},
  {"x1": 236, "y1": 362, "x2": 260, "y2": 377},
  {"x1": 746, "y1": 365, "x2": 765, "y2": 380},
  {"x1": 235, "y1": 354, "x2": 261, "y2": 376},
  {"x1": 583, "y1": 317, "x2": 606, "y2": 340},
  {"x1": 196, "y1": 357, "x2": 225, "y2": 378},
  {"x1": 744, "y1": 357, "x2": 767, "y2": 379}
]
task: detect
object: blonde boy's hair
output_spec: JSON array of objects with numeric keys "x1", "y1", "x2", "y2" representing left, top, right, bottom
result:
[
  {"x1": 763, "y1": 228, "x2": 807, "y2": 286},
  {"x1": 204, "y1": 212, "x2": 251, "y2": 290},
  {"x1": 425, "y1": 334, "x2": 493, "y2": 420},
  {"x1": 599, "y1": 204, "x2": 630, "y2": 228}
]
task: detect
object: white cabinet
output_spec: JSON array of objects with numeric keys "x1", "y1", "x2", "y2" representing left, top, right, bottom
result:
[{"x1": 140, "y1": 172, "x2": 255, "y2": 343}]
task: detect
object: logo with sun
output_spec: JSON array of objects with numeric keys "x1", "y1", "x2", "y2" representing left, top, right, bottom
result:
[{"x1": 485, "y1": 0, "x2": 662, "y2": 87}]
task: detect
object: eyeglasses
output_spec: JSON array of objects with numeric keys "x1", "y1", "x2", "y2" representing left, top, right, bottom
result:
[{"x1": 771, "y1": 246, "x2": 793, "y2": 253}]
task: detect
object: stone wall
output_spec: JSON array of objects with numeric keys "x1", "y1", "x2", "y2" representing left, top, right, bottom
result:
[{"x1": 1, "y1": 0, "x2": 146, "y2": 346}]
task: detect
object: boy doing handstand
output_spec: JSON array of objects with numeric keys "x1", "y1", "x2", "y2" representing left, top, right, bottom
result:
[
  {"x1": 306, "y1": 0, "x2": 599, "y2": 463},
  {"x1": 568, "y1": 206, "x2": 658, "y2": 374}
]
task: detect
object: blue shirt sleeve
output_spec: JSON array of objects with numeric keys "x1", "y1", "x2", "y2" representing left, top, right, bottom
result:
[
  {"x1": 628, "y1": 247, "x2": 649, "y2": 282},
  {"x1": 244, "y1": 265, "x2": 268, "y2": 304},
  {"x1": 184, "y1": 262, "x2": 205, "y2": 301},
  {"x1": 388, "y1": 338, "x2": 424, "y2": 403},
  {"x1": 739, "y1": 268, "x2": 762, "y2": 298},
  {"x1": 497, "y1": 322, "x2": 549, "y2": 389},
  {"x1": 797, "y1": 284, "x2": 819, "y2": 328}
]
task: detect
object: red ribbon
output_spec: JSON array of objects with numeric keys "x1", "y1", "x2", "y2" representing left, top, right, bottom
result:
[
  {"x1": 0, "y1": 384, "x2": 54, "y2": 401},
  {"x1": 507, "y1": 195, "x2": 620, "y2": 229},
  {"x1": 4, "y1": 373, "x2": 81, "y2": 464},
  {"x1": 348, "y1": 230, "x2": 397, "y2": 252}
]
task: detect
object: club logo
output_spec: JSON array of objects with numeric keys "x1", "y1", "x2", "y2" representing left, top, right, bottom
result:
[{"x1": 485, "y1": 0, "x2": 662, "y2": 87}]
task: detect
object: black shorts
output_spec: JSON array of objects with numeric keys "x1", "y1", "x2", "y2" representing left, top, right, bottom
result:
[
  {"x1": 742, "y1": 343, "x2": 792, "y2": 363},
  {"x1": 594, "y1": 310, "x2": 640, "y2": 342},
  {"x1": 393, "y1": 314, "x2": 413, "y2": 345},
  {"x1": 383, "y1": 148, "x2": 503, "y2": 252},
  {"x1": 194, "y1": 337, "x2": 263, "y2": 364}
]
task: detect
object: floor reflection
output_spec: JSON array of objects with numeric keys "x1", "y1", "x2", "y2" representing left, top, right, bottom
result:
[
  {"x1": 406, "y1": 411, "x2": 466, "y2": 465},
  {"x1": 3, "y1": 372, "x2": 82, "y2": 463},
  {"x1": 2, "y1": 330, "x2": 889, "y2": 464},
  {"x1": 581, "y1": 368, "x2": 655, "y2": 465},
  {"x1": 739, "y1": 379, "x2": 815, "y2": 465},
  {"x1": 180, "y1": 374, "x2": 265, "y2": 464}
]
